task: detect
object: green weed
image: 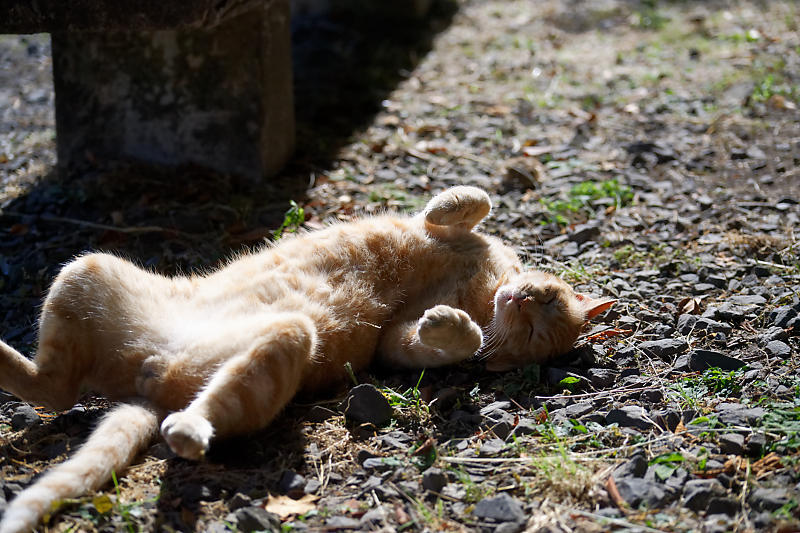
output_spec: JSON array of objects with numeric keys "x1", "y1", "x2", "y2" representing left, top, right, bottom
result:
[
  {"x1": 272, "y1": 200, "x2": 305, "y2": 240},
  {"x1": 381, "y1": 371, "x2": 428, "y2": 418},
  {"x1": 539, "y1": 178, "x2": 633, "y2": 226}
]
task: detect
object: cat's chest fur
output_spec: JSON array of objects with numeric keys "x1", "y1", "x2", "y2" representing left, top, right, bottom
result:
[{"x1": 150, "y1": 215, "x2": 518, "y2": 389}]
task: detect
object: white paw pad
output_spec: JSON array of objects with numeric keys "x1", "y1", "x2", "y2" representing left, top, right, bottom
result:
[
  {"x1": 418, "y1": 306, "x2": 473, "y2": 348},
  {"x1": 161, "y1": 411, "x2": 214, "y2": 460}
]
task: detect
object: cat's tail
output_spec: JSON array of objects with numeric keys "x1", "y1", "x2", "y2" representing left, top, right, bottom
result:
[{"x1": 0, "y1": 403, "x2": 159, "y2": 533}]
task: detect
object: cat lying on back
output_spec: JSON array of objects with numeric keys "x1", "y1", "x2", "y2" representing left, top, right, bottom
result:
[{"x1": 0, "y1": 186, "x2": 613, "y2": 533}]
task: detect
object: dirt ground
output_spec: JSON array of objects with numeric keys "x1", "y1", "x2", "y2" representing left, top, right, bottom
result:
[{"x1": 1, "y1": 0, "x2": 799, "y2": 531}]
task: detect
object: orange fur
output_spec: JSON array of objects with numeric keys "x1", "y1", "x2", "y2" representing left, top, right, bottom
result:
[{"x1": 0, "y1": 186, "x2": 613, "y2": 533}]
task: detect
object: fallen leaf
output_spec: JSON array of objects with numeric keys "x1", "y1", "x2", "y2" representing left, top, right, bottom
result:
[
  {"x1": 264, "y1": 494, "x2": 317, "y2": 519},
  {"x1": 93, "y1": 494, "x2": 113, "y2": 514},
  {"x1": 677, "y1": 296, "x2": 703, "y2": 315},
  {"x1": 586, "y1": 328, "x2": 631, "y2": 342}
]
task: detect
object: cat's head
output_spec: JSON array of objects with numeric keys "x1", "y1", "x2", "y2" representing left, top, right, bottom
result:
[{"x1": 483, "y1": 271, "x2": 615, "y2": 371}]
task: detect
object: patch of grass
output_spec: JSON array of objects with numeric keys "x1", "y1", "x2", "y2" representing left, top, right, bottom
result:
[
  {"x1": 540, "y1": 178, "x2": 633, "y2": 226},
  {"x1": 381, "y1": 371, "x2": 429, "y2": 420},
  {"x1": 750, "y1": 73, "x2": 799, "y2": 104},
  {"x1": 669, "y1": 368, "x2": 745, "y2": 409}
]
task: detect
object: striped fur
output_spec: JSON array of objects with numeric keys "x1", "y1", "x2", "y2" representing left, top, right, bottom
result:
[{"x1": 0, "y1": 187, "x2": 613, "y2": 532}]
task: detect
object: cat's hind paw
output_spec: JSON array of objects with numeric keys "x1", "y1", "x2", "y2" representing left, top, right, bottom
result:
[
  {"x1": 161, "y1": 411, "x2": 214, "y2": 460},
  {"x1": 424, "y1": 186, "x2": 491, "y2": 231},
  {"x1": 418, "y1": 305, "x2": 482, "y2": 359}
]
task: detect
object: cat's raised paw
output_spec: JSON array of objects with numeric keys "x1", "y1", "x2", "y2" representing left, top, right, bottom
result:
[
  {"x1": 161, "y1": 411, "x2": 214, "y2": 460},
  {"x1": 418, "y1": 305, "x2": 482, "y2": 353}
]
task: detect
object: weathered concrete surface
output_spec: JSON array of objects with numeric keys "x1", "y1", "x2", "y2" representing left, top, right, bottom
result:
[
  {"x1": 1, "y1": 0, "x2": 267, "y2": 32},
  {"x1": 50, "y1": 0, "x2": 294, "y2": 180}
]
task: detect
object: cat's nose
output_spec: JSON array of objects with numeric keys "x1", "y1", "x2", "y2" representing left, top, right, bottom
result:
[{"x1": 510, "y1": 291, "x2": 528, "y2": 308}]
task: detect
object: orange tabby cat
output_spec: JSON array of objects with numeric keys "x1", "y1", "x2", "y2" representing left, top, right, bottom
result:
[{"x1": 0, "y1": 186, "x2": 613, "y2": 533}]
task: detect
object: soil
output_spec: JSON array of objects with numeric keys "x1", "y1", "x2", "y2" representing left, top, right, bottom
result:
[{"x1": 1, "y1": 1, "x2": 799, "y2": 532}]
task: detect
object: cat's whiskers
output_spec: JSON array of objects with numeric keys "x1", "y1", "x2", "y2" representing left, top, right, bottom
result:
[{"x1": 475, "y1": 319, "x2": 505, "y2": 361}]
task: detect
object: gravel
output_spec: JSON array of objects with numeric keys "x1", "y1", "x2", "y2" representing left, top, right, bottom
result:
[{"x1": 1, "y1": 1, "x2": 800, "y2": 532}]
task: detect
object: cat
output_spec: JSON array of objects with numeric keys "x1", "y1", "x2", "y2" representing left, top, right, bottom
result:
[{"x1": 0, "y1": 186, "x2": 614, "y2": 533}]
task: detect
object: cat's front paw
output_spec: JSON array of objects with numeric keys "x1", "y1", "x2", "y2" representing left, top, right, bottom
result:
[
  {"x1": 161, "y1": 411, "x2": 214, "y2": 460},
  {"x1": 418, "y1": 305, "x2": 482, "y2": 354}
]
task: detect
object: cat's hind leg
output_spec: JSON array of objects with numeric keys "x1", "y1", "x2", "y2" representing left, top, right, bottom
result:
[
  {"x1": 423, "y1": 186, "x2": 491, "y2": 232},
  {"x1": 379, "y1": 305, "x2": 483, "y2": 368},
  {"x1": 0, "y1": 337, "x2": 82, "y2": 412},
  {"x1": 160, "y1": 312, "x2": 316, "y2": 460}
]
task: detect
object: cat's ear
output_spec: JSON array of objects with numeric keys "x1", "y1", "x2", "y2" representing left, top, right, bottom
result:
[{"x1": 575, "y1": 293, "x2": 616, "y2": 321}]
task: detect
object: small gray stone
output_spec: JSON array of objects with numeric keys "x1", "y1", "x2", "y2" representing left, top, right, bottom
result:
[
  {"x1": 588, "y1": 368, "x2": 617, "y2": 388},
  {"x1": 638, "y1": 339, "x2": 688, "y2": 360},
  {"x1": 10, "y1": 404, "x2": 40, "y2": 430},
  {"x1": 765, "y1": 340, "x2": 791, "y2": 358},
  {"x1": 729, "y1": 294, "x2": 767, "y2": 305},
  {"x1": 473, "y1": 493, "x2": 526, "y2": 522},
  {"x1": 606, "y1": 406, "x2": 656, "y2": 431},
  {"x1": 749, "y1": 487, "x2": 790, "y2": 512},
  {"x1": 746, "y1": 433, "x2": 767, "y2": 457},
  {"x1": 769, "y1": 306, "x2": 798, "y2": 328},
  {"x1": 688, "y1": 349, "x2": 746, "y2": 371},
  {"x1": 278, "y1": 470, "x2": 306, "y2": 498},
  {"x1": 759, "y1": 326, "x2": 789, "y2": 346},
  {"x1": 231, "y1": 507, "x2": 281, "y2": 533},
  {"x1": 422, "y1": 468, "x2": 448, "y2": 493},
  {"x1": 614, "y1": 478, "x2": 677, "y2": 508},
  {"x1": 715, "y1": 403, "x2": 766, "y2": 426},
  {"x1": 478, "y1": 438, "x2": 506, "y2": 457},
  {"x1": 707, "y1": 497, "x2": 739, "y2": 516},
  {"x1": 340, "y1": 384, "x2": 393, "y2": 426},
  {"x1": 568, "y1": 222, "x2": 601, "y2": 245},
  {"x1": 304, "y1": 479, "x2": 321, "y2": 495},
  {"x1": 613, "y1": 452, "x2": 648, "y2": 480},
  {"x1": 683, "y1": 479, "x2": 726, "y2": 511},
  {"x1": 718, "y1": 433, "x2": 746, "y2": 455},
  {"x1": 564, "y1": 402, "x2": 594, "y2": 419},
  {"x1": 362, "y1": 457, "x2": 396, "y2": 472},
  {"x1": 227, "y1": 493, "x2": 252, "y2": 511}
]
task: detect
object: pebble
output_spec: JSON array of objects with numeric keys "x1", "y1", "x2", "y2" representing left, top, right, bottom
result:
[
  {"x1": 614, "y1": 478, "x2": 677, "y2": 508},
  {"x1": 769, "y1": 305, "x2": 798, "y2": 328},
  {"x1": 715, "y1": 403, "x2": 766, "y2": 426},
  {"x1": 588, "y1": 368, "x2": 617, "y2": 388},
  {"x1": 613, "y1": 452, "x2": 648, "y2": 480},
  {"x1": 683, "y1": 479, "x2": 726, "y2": 511},
  {"x1": 718, "y1": 433, "x2": 746, "y2": 455},
  {"x1": 10, "y1": 404, "x2": 40, "y2": 430},
  {"x1": 765, "y1": 340, "x2": 791, "y2": 358},
  {"x1": 422, "y1": 468, "x2": 448, "y2": 493},
  {"x1": 748, "y1": 487, "x2": 791, "y2": 512},
  {"x1": 687, "y1": 349, "x2": 746, "y2": 371},
  {"x1": 472, "y1": 493, "x2": 526, "y2": 522},
  {"x1": 707, "y1": 497, "x2": 739, "y2": 516},
  {"x1": 228, "y1": 507, "x2": 281, "y2": 533},
  {"x1": 759, "y1": 326, "x2": 789, "y2": 346},
  {"x1": 606, "y1": 405, "x2": 656, "y2": 431},
  {"x1": 638, "y1": 338, "x2": 688, "y2": 360},
  {"x1": 340, "y1": 384, "x2": 393, "y2": 426},
  {"x1": 278, "y1": 470, "x2": 306, "y2": 498},
  {"x1": 746, "y1": 433, "x2": 767, "y2": 457}
]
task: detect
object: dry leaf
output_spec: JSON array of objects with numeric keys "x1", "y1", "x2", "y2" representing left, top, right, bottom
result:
[
  {"x1": 677, "y1": 296, "x2": 703, "y2": 315},
  {"x1": 264, "y1": 494, "x2": 318, "y2": 519}
]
